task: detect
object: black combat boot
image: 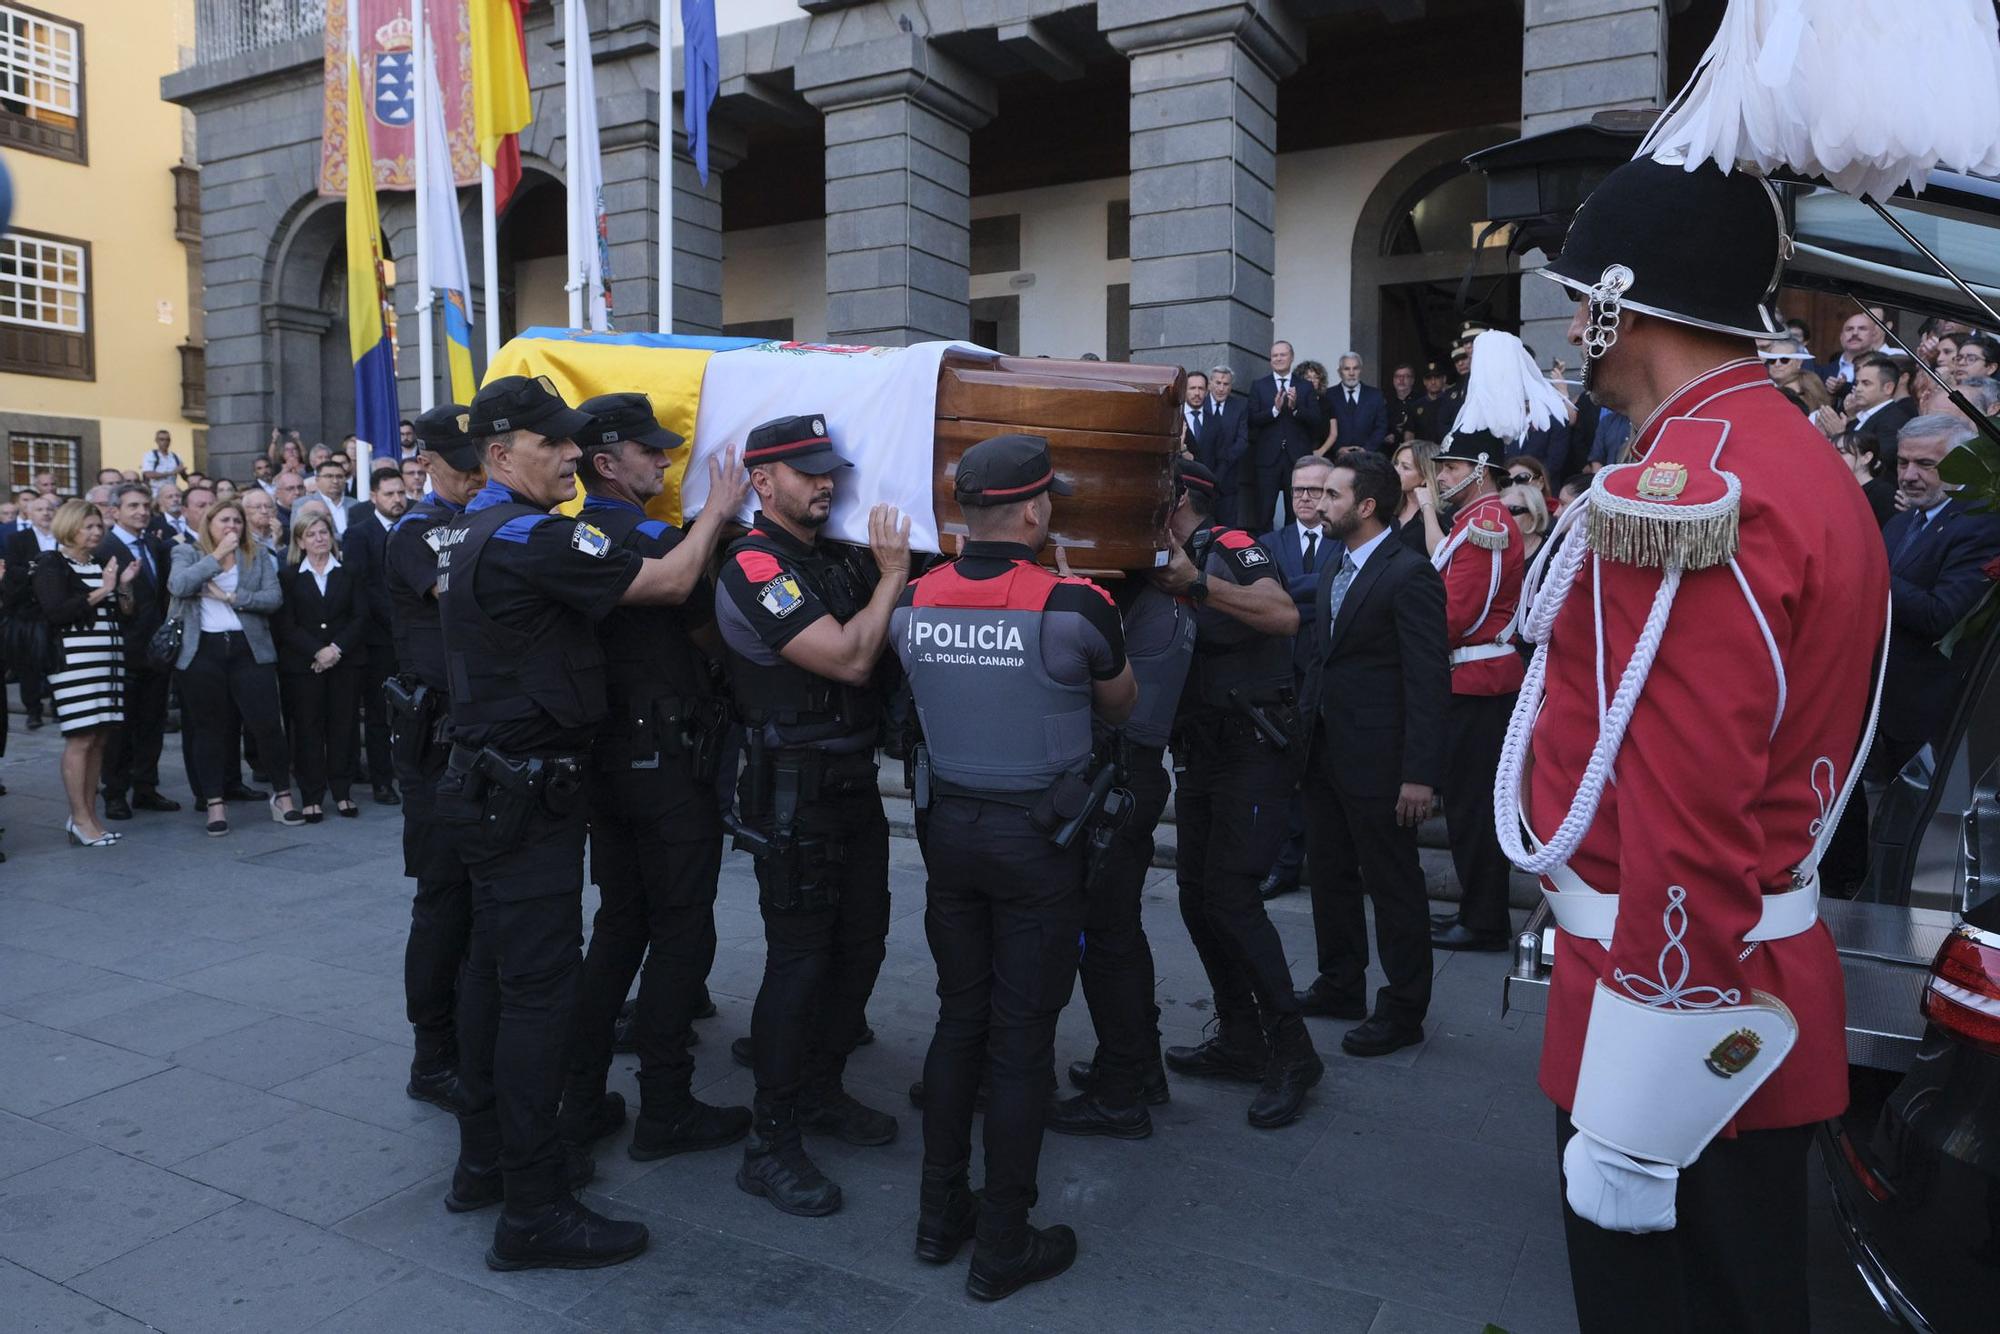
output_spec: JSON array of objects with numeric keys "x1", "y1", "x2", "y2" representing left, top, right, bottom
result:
[
  {"x1": 556, "y1": 1089, "x2": 627, "y2": 1148},
  {"x1": 737, "y1": 1099, "x2": 842, "y2": 1217},
  {"x1": 799, "y1": 1069, "x2": 898, "y2": 1147},
  {"x1": 406, "y1": 1063, "x2": 464, "y2": 1113},
  {"x1": 1247, "y1": 1014, "x2": 1324, "y2": 1129},
  {"x1": 486, "y1": 1194, "x2": 650, "y2": 1271},
  {"x1": 915, "y1": 1161, "x2": 980, "y2": 1263},
  {"x1": 1163, "y1": 1017, "x2": 1268, "y2": 1084},
  {"x1": 1044, "y1": 1089, "x2": 1151, "y2": 1140},
  {"x1": 1065, "y1": 1049, "x2": 1170, "y2": 1107},
  {"x1": 446, "y1": 1146, "x2": 596, "y2": 1212},
  {"x1": 629, "y1": 1068, "x2": 752, "y2": 1161},
  {"x1": 966, "y1": 1203, "x2": 1077, "y2": 1301}
]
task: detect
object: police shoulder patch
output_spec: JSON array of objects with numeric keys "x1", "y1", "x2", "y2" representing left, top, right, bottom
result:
[
  {"x1": 757, "y1": 574, "x2": 806, "y2": 619},
  {"x1": 570, "y1": 522, "x2": 612, "y2": 559},
  {"x1": 1235, "y1": 544, "x2": 1270, "y2": 567},
  {"x1": 422, "y1": 527, "x2": 446, "y2": 553}
]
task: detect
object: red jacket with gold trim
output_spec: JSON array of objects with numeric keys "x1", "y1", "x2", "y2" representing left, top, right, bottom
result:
[{"x1": 1438, "y1": 491, "x2": 1526, "y2": 697}]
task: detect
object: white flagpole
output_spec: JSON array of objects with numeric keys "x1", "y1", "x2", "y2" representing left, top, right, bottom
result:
[
  {"x1": 658, "y1": 0, "x2": 673, "y2": 334},
  {"x1": 413, "y1": 0, "x2": 436, "y2": 411},
  {"x1": 563, "y1": 0, "x2": 584, "y2": 329},
  {"x1": 481, "y1": 164, "x2": 500, "y2": 365}
]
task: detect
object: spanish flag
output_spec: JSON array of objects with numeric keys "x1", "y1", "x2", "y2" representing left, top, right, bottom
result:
[
  {"x1": 470, "y1": 0, "x2": 531, "y2": 208},
  {"x1": 345, "y1": 19, "x2": 401, "y2": 460}
]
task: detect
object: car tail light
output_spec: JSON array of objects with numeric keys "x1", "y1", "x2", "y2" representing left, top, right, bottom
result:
[
  {"x1": 1922, "y1": 925, "x2": 2000, "y2": 1054},
  {"x1": 1833, "y1": 1126, "x2": 1895, "y2": 1202}
]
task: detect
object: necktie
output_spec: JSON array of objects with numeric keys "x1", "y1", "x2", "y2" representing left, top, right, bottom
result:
[
  {"x1": 1303, "y1": 530, "x2": 1319, "y2": 575},
  {"x1": 1325, "y1": 551, "x2": 1357, "y2": 638},
  {"x1": 1892, "y1": 509, "x2": 1932, "y2": 566},
  {"x1": 1347, "y1": 388, "x2": 1357, "y2": 405},
  {"x1": 132, "y1": 538, "x2": 150, "y2": 580}
]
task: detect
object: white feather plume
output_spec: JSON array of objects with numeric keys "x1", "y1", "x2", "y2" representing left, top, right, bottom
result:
[
  {"x1": 1446, "y1": 331, "x2": 1571, "y2": 446},
  {"x1": 1639, "y1": 0, "x2": 2000, "y2": 200}
]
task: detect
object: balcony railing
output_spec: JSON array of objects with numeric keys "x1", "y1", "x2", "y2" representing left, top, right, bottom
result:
[
  {"x1": 180, "y1": 342, "x2": 207, "y2": 420},
  {"x1": 194, "y1": 0, "x2": 326, "y2": 65}
]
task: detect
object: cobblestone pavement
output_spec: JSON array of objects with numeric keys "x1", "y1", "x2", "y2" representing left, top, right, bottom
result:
[{"x1": 0, "y1": 725, "x2": 1890, "y2": 1333}]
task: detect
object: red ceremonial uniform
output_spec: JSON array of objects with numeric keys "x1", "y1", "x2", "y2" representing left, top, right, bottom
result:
[
  {"x1": 1528, "y1": 360, "x2": 1888, "y2": 1131},
  {"x1": 1438, "y1": 492, "x2": 1526, "y2": 697}
]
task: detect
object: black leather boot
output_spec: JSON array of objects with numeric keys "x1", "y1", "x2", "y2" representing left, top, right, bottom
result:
[
  {"x1": 557, "y1": 1089, "x2": 627, "y2": 1148},
  {"x1": 445, "y1": 1146, "x2": 595, "y2": 1212},
  {"x1": 1045, "y1": 1090, "x2": 1152, "y2": 1139},
  {"x1": 486, "y1": 1194, "x2": 649, "y2": 1271},
  {"x1": 406, "y1": 1063, "x2": 464, "y2": 1113},
  {"x1": 629, "y1": 1094, "x2": 752, "y2": 1161},
  {"x1": 737, "y1": 1100, "x2": 842, "y2": 1217},
  {"x1": 914, "y1": 1162, "x2": 979, "y2": 1264},
  {"x1": 966, "y1": 1206, "x2": 1077, "y2": 1301},
  {"x1": 799, "y1": 1072, "x2": 898, "y2": 1147},
  {"x1": 1247, "y1": 1016, "x2": 1324, "y2": 1129},
  {"x1": 1163, "y1": 1019, "x2": 1268, "y2": 1084},
  {"x1": 1065, "y1": 1053, "x2": 1170, "y2": 1106}
]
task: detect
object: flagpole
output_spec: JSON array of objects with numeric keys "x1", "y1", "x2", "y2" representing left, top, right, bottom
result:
[
  {"x1": 413, "y1": 0, "x2": 437, "y2": 412},
  {"x1": 481, "y1": 163, "x2": 500, "y2": 365},
  {"x1": 658, "y1": 0, "x2": 674, "y2": 334},
  {"x1": 563, "y1": 0, "x2": 583, "y2": 329}
]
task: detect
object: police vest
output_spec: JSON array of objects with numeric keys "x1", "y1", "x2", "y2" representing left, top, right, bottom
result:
[
  {"x1": 726, "y1": 531, "x2": 881, "y2": 750},
  {"x1": 1115, "y1": 582, "x2": 1196, "y2": 749},
  {"x1": 1183, "y1": 524, "x2": 1294, "y2": 712},
  {"x1": 386, "y1": 499, "x2": 454, "y2": 693},
  {"x1": 583, "y1": 504, "x2": 713, "y2": 715},
  {"x1": 435, "y1": 503, "x2": 609, "y2": 738},
  {"x1": 903, "y1": 560, "x2": 1094, "y2": 793}
]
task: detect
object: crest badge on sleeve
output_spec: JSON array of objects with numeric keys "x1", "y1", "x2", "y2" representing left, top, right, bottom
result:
[
  {"x1": 758, "y1": 575, "x2": 806, "y2": 618},
  {"x1": 570, "y1": 523, "x2": 612, "y2": 559}
]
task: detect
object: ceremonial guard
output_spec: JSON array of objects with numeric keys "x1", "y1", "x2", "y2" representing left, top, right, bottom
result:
[
  {"x1": 1506, "y1": 156, "x2": 1888, "y2": 1331},
  {"x1": 1426, "y1": 331, "x2": 1563, "y2": 953},
  {"x1": 715, "y1": 414, "x2": 909, "y2": 1218},
  {"x1": 432, "y1": 375, "x2": 701, "y2": 1271},
  {"x1": 1153, "y1": 462, "x2": 1325, "y2": 1127},
  {"x1": 383, "y1": 405, "x2": 483, "y2": 1111},
  {"x1": 557, "y1": 394, "x2": 752, "y2": 1160},
  {"x1": 892, "y1": 433, "x2": 1135, "y2": 1299}
]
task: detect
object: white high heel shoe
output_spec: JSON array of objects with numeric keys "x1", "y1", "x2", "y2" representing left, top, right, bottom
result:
[{"x1": 65, "y1": 819, "x2": 120, "y2": 848}]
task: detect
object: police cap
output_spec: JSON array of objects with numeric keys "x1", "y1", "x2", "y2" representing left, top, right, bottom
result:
[
  {"x1": 954, "y1": 433, "x2": 1073, "y2": 507},
  {"x1": 1175, "y1": 459, "x2": 1219, "y2": 499},
  {"x1": 467, "y1": 374, "x2": 592, "y2": 442},
  {"x1": 412, "y1": 403, "x2": 482, "y2": 470},
  {"x1": 575, "y1": 393, "x2": 685, "y2": 453},
  {"x1": 743, "y1": 413, "x2": 851, "y2": 475}
]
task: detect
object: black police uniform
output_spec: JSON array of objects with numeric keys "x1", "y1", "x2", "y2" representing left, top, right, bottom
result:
[
  {"x1": 381, "y1": 405, "x2": 477, "y2": 1108},
  {"x1": 891, "y1": 434, "x2": 1125, "y2": 1296}
]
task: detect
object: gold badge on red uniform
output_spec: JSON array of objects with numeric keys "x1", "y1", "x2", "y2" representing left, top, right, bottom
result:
[
  {"x1": 1636, "y1": 461, "x2": 1689, "y2": 500},
  {"x1": 1587, "y1": 418, "x2": 1740, "y2": 571},
  {"x1": 1704, "y1": 1028, "x2": 1763, "y2": 1077}
]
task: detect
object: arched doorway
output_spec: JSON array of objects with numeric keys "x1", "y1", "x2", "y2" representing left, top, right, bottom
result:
[
  {"x1": 496, "y1": 166, "x2": 567, "y2": 338},
  {"x1": 266, "y1": 198, "x2": 349, "y2": 453}
]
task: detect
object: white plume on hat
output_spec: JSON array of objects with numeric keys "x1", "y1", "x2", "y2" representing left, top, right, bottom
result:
[
  {"x1": 1639, "y1": 0, "x2": 2000, "y2": 201},
  {"x1": 1444, "y1": 331, "x2": 1571, "y2": 449}
]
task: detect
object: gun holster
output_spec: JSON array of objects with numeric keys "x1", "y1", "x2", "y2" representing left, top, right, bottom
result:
[
  {"x1": 436, "y1": 743, "x2": 582, "y2": 850},
  {"x1": 733, "y1": 745, "x2": 844, "y2": 914},
  {"x1": 385, "y1": 676, "x2": 443, "y2": 772}
]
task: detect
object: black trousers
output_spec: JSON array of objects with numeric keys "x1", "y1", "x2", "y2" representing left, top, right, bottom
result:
[
  {"x1": 747, "y1": 776, "x2": 891, "y2": 1104},
  {"x1": 279, "y1": 664, "x2": 360, "y2": 806},
  {"x1": 356, "y1": 645, "x2": 396, "y2": 787},
  {"x1": 1441, "y1": 691, "x2": 1515, "y2": 937},
  {"x1": 178, "y1": 632, "x2": 289, "y2": 801},
  {"x1": 1557, "y1": 1110, "x2": 1813, "y2": 1334},
  {"x1": 1077, "y1": 745, "x2": 1168, "y2": 1103},
  {"x1": 103, "y1": 662, "x2": 170, "y2": 797},
  {"x1": 1172, "y1": 717, "x2": 1301, "y2": 1032},
  {"x1": 920, "y1": 797, "x2": 1085, "y2": 1218},
  {"x1": 396, "y1": 744, "x2": 469, "y2": 1072},
  {"x1": 570, "y1": 764, "x2": 724, "y2": 1111},
  {"x1": 455, "y1": 801, "x2": 587, "y2": 1207},
  {"x1": 1301, "y1": 725, "x2": 1432, "y2": 1027}
]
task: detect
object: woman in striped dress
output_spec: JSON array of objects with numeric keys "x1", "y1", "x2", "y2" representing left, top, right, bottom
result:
[{"x1": 34, "y1": 499, "x2": 136, "y2": 847}]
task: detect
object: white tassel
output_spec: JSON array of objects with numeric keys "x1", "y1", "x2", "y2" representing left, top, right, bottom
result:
[
  {"x1": 1641, "y1": 0, "x2": 2000, "y2": 200},
  {"x1": 1448, "y1": 331, "x2": 1573, "y2": 444}
]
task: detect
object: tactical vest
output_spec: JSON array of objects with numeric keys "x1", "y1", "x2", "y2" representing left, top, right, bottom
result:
[
  {"x1": 1115, "y1": 582, "x2": 1196, "y2": 748},
  {"x1": 1183, "y1": 524, "x2": 1294, "y2": 712},
  {"x1": 386, "y1": 499, "x2": 455, "y2": 693},
  {"x1": 726, "y1": 530, "x2": 881, "y2": 751},
  {"x1": 903, "y1": 560, "x2": 1094, "y2": 793},
  {"x1": 583, "y1": 503, "x2": 713, "y2": 714},
  {"x1": 435, "y1": 503, "x2": 609, "y2": 739}
]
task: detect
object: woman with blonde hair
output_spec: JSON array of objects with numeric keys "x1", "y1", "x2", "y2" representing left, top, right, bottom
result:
[
  {"x1": 1391, "y1": 439, "x2": 1445, "y2": 554},
  {"x1": 35, "y1": 498, "x2": 136, "y2": 845},
  {"x1": 1499, "y1": 483, "x2": 1552, "y2": 565},
  {"x1": 167, "y1": 497, "x2": 303, "y2": 834},
  {"x1": 274, "y1": 508, "x2": 368, "y2": 821}
]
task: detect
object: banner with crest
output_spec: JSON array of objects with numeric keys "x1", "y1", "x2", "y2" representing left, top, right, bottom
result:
[{"x1": 320, "y1": 0, "x2": 481, "y2": 195}]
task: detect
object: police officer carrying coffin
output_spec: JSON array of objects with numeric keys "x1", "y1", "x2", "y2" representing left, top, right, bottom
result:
[
  {"x1": 892, "y1": 433, "x2": 1135, "y2": 1299},
  {"x1": 384, "y1": 404, "x2": 485, "y2": 1112},
  {"x1": 714, "y1": 414, "x2": 910, "y2": 1218},
  {"x1": 432, "y1": 375, "x2": 717, "y2": 1270},
  {"x1": 1152, "y1": 460, "x2": 1325, "y2": 1128},
  {"x1": 555, "y1": 393, "x2": 753, "y2": 1160}
]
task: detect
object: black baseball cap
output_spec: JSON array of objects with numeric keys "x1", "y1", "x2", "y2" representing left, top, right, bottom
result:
[
  {"x1": 466, "y1": 375, "x2": 592, "y2": 442},
  {"x1": 955, "y1": 434, "x2": 1073, "y2": 507},
  {"x1": 744, "y1": 413, "x2": 851, "y2": 475},
  {"x1": 412, "y1": 403, "x2": 482, "y2": 470},
  {"x1": 575, "y1": 393, "x2": 685, "y2": 453},
  {"x1": 1176, "y1": 459, "x2": 1219, "y2": 498}
]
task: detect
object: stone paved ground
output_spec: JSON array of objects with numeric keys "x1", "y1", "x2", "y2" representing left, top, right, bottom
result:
[{"x1": 0, "y1": 724, "x2": 1892, "y2": 1333}]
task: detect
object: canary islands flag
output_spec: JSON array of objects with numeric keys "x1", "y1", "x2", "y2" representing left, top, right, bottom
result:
[{"x1": 345, "y1": 20, "x2": 401, "y2": 459}]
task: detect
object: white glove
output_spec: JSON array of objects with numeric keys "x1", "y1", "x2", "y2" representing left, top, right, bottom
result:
[{"x1": 1563, "y1": 1129, "x2": 1678, "y2": 1233}]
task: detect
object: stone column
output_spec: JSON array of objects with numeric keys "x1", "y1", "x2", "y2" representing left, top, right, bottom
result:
[
  {"x1": 1101, "y1": 0, "x2": 1303, "y2": 378},
  {"x1": 796, "y1": 35, "x2": 995, "y2": 347},
  {"x1": 1519, "y1": 0, "x2": 1669, "y2": 356}
]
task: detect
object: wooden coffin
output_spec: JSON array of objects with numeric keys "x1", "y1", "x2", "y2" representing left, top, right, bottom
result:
[{"x1": 933, "y1": 354, "x2": 1182, "y2": 571}]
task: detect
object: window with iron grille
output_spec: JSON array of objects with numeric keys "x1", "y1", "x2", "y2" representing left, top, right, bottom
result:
[
  {"x1": 0, "y1": 4, "x2": 83, "y2": 163},
  {"x1": 0, "y1": 229, "x2": 93, "y2": 378},
  {"x1": 8, "y1": 432, "x2": 79, "y2": 493}
]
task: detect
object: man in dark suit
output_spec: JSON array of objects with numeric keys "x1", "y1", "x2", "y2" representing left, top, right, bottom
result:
[
  {"x1": 1247, "y1": 341, "x2": 1326, "y2": 534},
  {"x1": 1839, "y1": 354, "x2": 1917, "y2": 457},
  {"x1": 1202, "y1": 364, "x2": 1252, "y2": 523},
  {"x1": 1324, "y1": 354, "x2": 1390, "y2": 454},
  {"x1": 3, "y1": 491, "x2": 60, "y2": 727},
  {"x1": 1179, "y1": 370, "x2": 1215, "y2": 459},
  {"x1": 1255, "y1": 454, "x2": 1335, "y2": 900},
  {"x1": 1385, "y1": 364, "x2": 1419, "y2": 444},
  {"x1": 339, "y1": 465, "x2": 408, "y2": 805},
  {"x1": 1293, "y1": 451, "x2": 1449, "y2": 1056},
  {"x1": 97, "y1": 484, "x2": 180, "y2": 818}
]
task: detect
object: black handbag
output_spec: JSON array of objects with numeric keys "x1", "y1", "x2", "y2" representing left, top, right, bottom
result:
[{"x1": 146, "y1": 616, "x2": 184, "y2": 671}]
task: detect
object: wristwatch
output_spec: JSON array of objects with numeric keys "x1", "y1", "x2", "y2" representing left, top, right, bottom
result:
[{"x1": 1188, "y1": 571, "x2": 1211, "y2": 602}]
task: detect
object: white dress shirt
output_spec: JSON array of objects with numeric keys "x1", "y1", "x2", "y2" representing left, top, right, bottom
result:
[
  {"x1": 303, "y1": 552, "x2": 341, "y2": 597},
  {"x1": 1343, "y1": 524, "x2": 1393, "y2": 571}
]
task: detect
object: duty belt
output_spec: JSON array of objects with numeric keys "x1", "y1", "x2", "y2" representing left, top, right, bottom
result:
[{"x1": 1528, "y1": 822, "x2": 1820, "y2": 945}]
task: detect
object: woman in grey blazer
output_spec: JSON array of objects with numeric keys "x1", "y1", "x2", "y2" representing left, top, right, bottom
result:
[{"x1": 168, "y1": 498, "x2": 304, "y2": 835}]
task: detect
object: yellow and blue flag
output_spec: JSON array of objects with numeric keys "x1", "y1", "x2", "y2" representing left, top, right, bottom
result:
[{"x1": 344, "y1": 13, "x2": 400, "y2": 459}]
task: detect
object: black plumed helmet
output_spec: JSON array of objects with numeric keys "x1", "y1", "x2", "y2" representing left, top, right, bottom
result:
[{"x1": 1542, "y1": 157, "x2": 1788, "y2": 341}]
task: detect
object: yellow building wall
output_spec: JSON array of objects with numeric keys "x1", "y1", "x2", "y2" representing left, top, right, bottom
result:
[{"x1": 0, "y1": 0, "x2": 201, "y2": 475}]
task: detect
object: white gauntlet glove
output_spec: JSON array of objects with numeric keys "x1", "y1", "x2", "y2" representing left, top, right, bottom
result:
[{"x1": 1563, "y1": 1129, "x2": 1678, "y2": 1233}]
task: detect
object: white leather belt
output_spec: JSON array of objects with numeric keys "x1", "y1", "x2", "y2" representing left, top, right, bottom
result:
[
  {"x1": 1541, "y1": 858, "x2": 1821, "y2": 945},
  {"x1": 1450, "y1": 642, "x2": 1517, "y2": 667}
]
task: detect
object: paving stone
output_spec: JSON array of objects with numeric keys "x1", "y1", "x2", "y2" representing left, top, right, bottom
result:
[
  {"x1": 0, "y1": 1111, "x2": 89, "y2": 1181},
  {"x1": 308, "y1": 1267, "x2": 594, "y2": 1334},
  {"x1": 70, "y1": 988, "x2": 270, "y2": 1057},
  {"x1": 170, "y1": 1015, "x2": 384, "y2": 1089},
  {"x1": 0, "y1": 1256, "x2": 150, "y2": 1333},
  {"x1": 173, "y1": 1106, "x2": 443, "y2": 1226},
  {"x1": 0, "y1": 1144, "x2": 236, "y2": 1281},
  {"x1": 0, "y1": 946, "x2": 111, "y2": 1009},
  {"x1": 175, "y1": 951, "x2": 387, "y2": 1021},
  {"x1": 0, "y1": 1023, "x2": 170, "y2": 1117},
  {"x1": 270, "y1": 1043, "x2": 459, "y2": 1147},
  {"x1": 1, "y1": 975, "x2": 178, "y2": 1031},
  {"x1": 100, "y1": 933, "x2": 259, "y2": 982},
  {"x1": 39, "y1": 1067, "x2": 302, "y2": 1166},
  {"x1": 1495, "y1": 1232, "x2": 1579, "y2": 1334},
  {"x1": 68, "y1": 1201, "x2": 409, "y2": 1334},
  {"x1": 1365, "y1": 1301, "x2": 1486, "y2": 1334},
  {"x1": 1295, "y1": 1114, "x2": 1566, "y2": 1243}
]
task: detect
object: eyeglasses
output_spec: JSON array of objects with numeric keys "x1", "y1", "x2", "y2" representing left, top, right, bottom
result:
[
  {"x1": 1290, "y1": 486, "x2": 1327, "y2": 500},
  {"x1": 1507, "y1": 505, "x2": 1531, "y2": 517},
  {"x1": 1508, "y1": 473, "x2": 1534, "y2": 485}
]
